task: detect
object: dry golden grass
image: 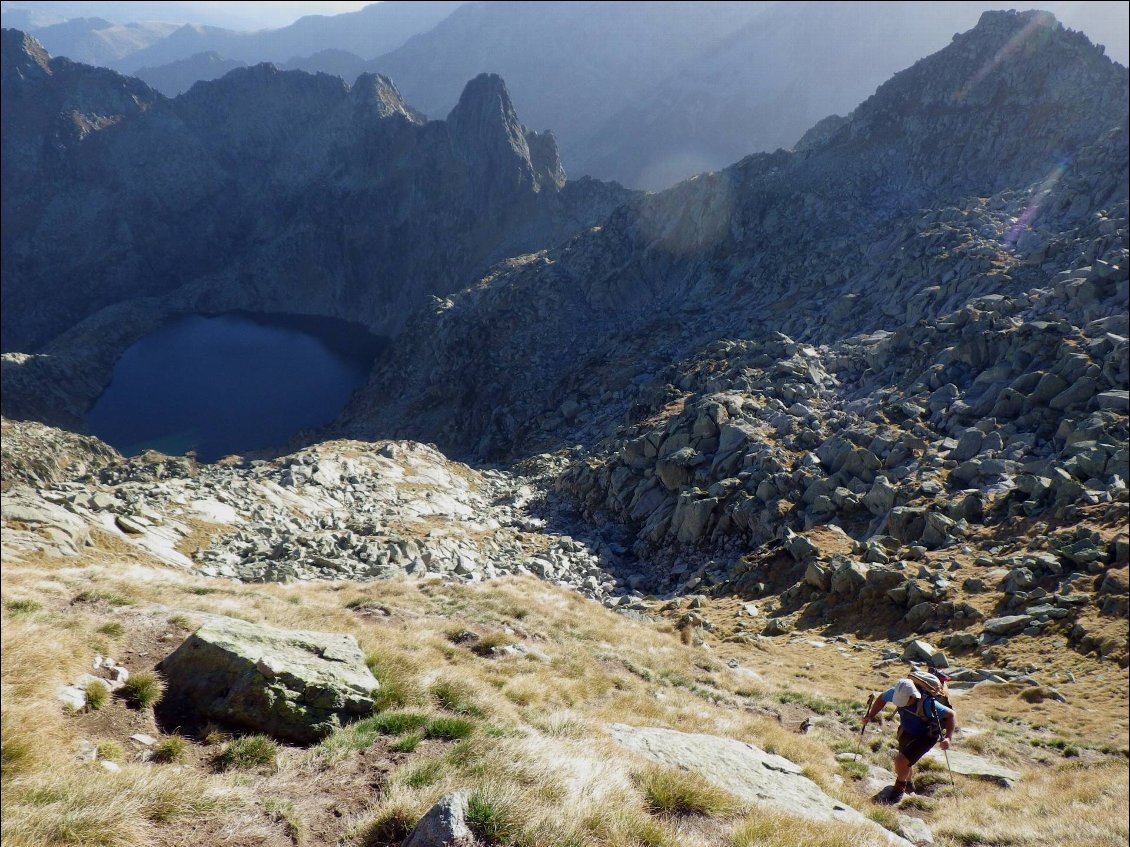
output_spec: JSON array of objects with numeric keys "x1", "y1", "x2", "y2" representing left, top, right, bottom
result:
[
  {"x1": 2, "y1": 511, "x2": 1128, "y2": 847},
  {"x1": 729, "y1": 805, "x2": 875, "y2": 847},
  {"x1": 931, "y1": 759, "x2": 1129, "y2": 847}
]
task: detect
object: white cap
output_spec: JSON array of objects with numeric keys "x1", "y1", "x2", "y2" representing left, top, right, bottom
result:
[{"x1": 892, "y1": 679, "x2": 920, "y2": 708}]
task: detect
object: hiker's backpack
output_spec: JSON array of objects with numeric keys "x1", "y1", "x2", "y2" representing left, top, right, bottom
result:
[
  {"x1": 907, "y1": 670, "x2": 952, "y2": 738},
  {"x1": 909, "y1": 669, "x2": 952, "y2": 709}
]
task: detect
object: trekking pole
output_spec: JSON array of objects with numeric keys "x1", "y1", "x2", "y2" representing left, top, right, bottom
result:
[
  {"x1": 943, "y1": 745, "x2": 956, "y2": 790},
  {"x1": 857, "y1": 693, "x2": 875, "y2": 762}
]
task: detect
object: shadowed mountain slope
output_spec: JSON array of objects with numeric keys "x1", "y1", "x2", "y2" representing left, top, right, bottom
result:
[
  {"x1": 0, "y1": 31, "x2": 629, "y2": 360},
  {"x1": 343, "y1": 10, "x2": 1127, "y2": 458}
]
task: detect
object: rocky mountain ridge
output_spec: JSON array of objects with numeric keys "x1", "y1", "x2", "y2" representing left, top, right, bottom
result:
[
  {"x1": 328, "y1": 11, "x2": 1128, "y2": 659},
  {"x1": 1, "y1": 30, "x2": 630, "y2": 424}
]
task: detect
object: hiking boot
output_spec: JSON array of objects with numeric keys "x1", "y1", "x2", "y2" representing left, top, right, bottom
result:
[
  {"x1": 905, "y1": 779, "x2": 916, "y2": 794},
  {"x1": 879, "y1": 780, "x2": 907, "y2": 804}
]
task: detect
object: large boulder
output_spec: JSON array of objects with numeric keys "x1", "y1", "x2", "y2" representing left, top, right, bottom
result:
[
  {"x1": 159, "y1": 617, "x2": 379, "y2": 743},
  {"x1": 607, "y1": 724, "x2": 912, "y2": 845}
]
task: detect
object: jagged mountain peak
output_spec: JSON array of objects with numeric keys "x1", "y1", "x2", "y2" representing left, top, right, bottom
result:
[
  {"x1": 447, "y1": 72, "x2": 524, "y2": 138},
  {"x1": 1, "y1": 28, "x2": 52, "y2": 77},
  {"x1": 785, "y1": 9, "x2": 1129, "y2": 216},
  {"x1": 445, "y1": 72, "x2": 562, "y2": 200},
  {"x1": 350, "y1": 72, "x2": 420, "y2": 121},
  {"x1": 862, "y1": 8, "x2": 1122, "y2": 111}
]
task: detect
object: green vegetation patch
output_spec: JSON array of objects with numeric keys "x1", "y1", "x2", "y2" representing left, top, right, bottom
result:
[
  {"x1": 120, "y1": 672, "x2": 164, "y2": 709},
  {"x1": 83, "y1": 680, "x2": 110, "y2": 711},
  {"x1": 73, "y1": 589, "x2": 133, "y2": 606},
  {"x1": 425, "y1": 717, "x2": 475, "y2": 741},
  {"x1": 4, "y1": 599, "x2": 42, "y2": 615},
  {"x1": 777, "y1": 689, "x2": 863, "y2": 718},
  {"x1": 431, "y1": 679, "x2": 485, "y2": 717},
  {"x1": 150, "y1": 737, "x2": 188, "y2": 764},
  {"x1": 466, "y1": 791, "x2": 526, "y2": 845},
  {"x1": 213, "y1": 735, "x2": 278, "y2": 771}
]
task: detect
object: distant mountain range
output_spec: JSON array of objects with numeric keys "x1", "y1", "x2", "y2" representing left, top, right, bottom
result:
[
  {"x1": 2, "y1": 1, "x2": 464, "y2": 70},
  {"x1": 5, "y1": 2, "x2": 1128, "y2": 190}
]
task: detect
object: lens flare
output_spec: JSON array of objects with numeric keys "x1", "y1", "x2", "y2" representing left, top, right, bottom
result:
[
  {"x1": 956, "y1": 11, "x2": 1059, "y2": 102},
  {"x1": 1004, "y1": 161, "x2": 1067, "y2": 248}
]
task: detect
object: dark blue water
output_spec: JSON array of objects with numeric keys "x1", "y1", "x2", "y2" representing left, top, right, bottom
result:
[{"x1": 85, "y1": 313, "x2": 385, "y2": 462}]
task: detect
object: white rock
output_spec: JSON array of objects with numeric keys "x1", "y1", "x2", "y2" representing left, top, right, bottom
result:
[{"x1": 607, "y1": 724, "x2": 912, "y2": 845}]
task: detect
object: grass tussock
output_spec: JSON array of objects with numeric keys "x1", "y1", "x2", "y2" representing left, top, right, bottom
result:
[
  {"x1": 73, "y1": 589, "x2": 133, "y2": 607},
  {"x1": 120, "y1": 672, "x2": 164, "y2": 709},
  {"x1": 365, "y1": 651, "x2": 425, "y2": 711},
  {"x1": 264, "y1": 797, "x2": 306, "y2": 845},
  {"x1": 431, "y1": 678, "x2": 486, "y2": 717},
  {"x1": 4, "y1": 599, "x2": 42, "y2": 615},
  {"x1": 469, "y1": 631, "x2": 520, "y2": 657},
  {"x1": 149, "y1": 737, "x2": 187, "y2": 764},
  {"x1": 466, "y1": 787, "x2": 529, "y2": 844},
  {"x1": 84, "y1": 680, "x2": 110, "y2": 711},
  {"x1": 632, "y1": 764, "x2": 743, "y2": 818},
  {"x1": 930, "y1": 758, "x2": 1129, "y2": 847},
  {"x1": 212, "y1": 735, "x2": 278, "y2": 772},
  {"x1": 425, "y1": 717, "x2": 475, "y2": 742}
]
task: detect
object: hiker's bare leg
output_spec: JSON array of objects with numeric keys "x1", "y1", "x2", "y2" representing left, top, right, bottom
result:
[{"x1": 894, "y1": 753, "x2": 912, "y2": 781}]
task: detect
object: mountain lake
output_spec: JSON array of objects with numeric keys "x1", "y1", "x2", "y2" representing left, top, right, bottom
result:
[{"x1": 85, "y1": 312, "x2": 385, "y2": 462}]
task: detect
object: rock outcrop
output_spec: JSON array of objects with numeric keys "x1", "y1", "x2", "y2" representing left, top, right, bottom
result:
[
  {"x1": 608, "y1": 723, "x2": 913, "y2": 845},
  {"x1": 159, "y1": 617, "x2": 379, "y2": 743}
]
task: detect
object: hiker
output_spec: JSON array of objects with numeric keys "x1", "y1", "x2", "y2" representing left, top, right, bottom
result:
[{"x1": 861, "y1": 671, "x2": 955, "y2": 803}]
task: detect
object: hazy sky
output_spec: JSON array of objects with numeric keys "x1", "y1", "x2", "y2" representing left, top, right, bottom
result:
[
  {"x1": 0, "y1": 1, "x2": 376, "y2": 29},
  {"x1": 0, "y1": 1, "x2": 1126, "y2": 62}
]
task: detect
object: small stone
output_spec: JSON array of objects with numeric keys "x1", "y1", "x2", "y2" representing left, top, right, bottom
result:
[
  {"x1": 404, "y1": 790, "x2": 476, "y2": 847},
  {"x1": 897, "y1": 814, "x2": 935, "y2": 845}
]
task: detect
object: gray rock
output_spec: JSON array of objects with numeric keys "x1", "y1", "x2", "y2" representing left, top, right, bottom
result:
[
  {"x1": 983, "y1": 615, "x2": 1033, "y2": 636},
  {"x1": 1049, "y1": 377, "x2": 1096, "y2": 410},
  {"x1": 159, "y1": 617, "x2": 379, "y2": 744},
  {"x1": 1095, "y1": 389, "x2": 1129, "y2": 411},
  {"x1": 831, "y1": 560, "x2": 869, "y2": 597},
  {"x1": 805, "y1": 561, "x2": 831, "y2": 591},
  {"x1": 923, "y1": 748, "x2": 1020, "y2": 787},
  {"x1": 921, "y1": 512, "x2": 956, "y2": 549},
  {"x1": 671, "y1": 494, "x2": 718, "y2": 543},
  {"x1": 57, "y1": 684, "x2": 88, "y2": 710},
  {"x1": 864, "y1": 476, "x2": 898, "y2": 516},
  {"x1": 950, "y1": 429, "x2": 984, "y2": 462},
  {"x1": 897, "y1": 814, "x2": 935, "y2": 845},
  {"x1": 763, "y1": 617, "x2": 794, "y2": 636},
  {"x1": 404, "y1": 790, "x2": 476, "y2": 847},
  {"x1": 115, "y1": 514, "x2": 147, "y2": 534},
  {"x1": 902, "y1": 639, "x2": 945, "y2": 667},
  {"x1": 607, "y1": 724, "x2": 912, "y2": 844},
  {"x1": 787, "y1": 529, "x2": 820, "y2": 562}
]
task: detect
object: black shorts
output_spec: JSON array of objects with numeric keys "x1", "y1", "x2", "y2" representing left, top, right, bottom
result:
[{"x1": 897, "y1": 729, "x2": 939, "y2": 765}]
